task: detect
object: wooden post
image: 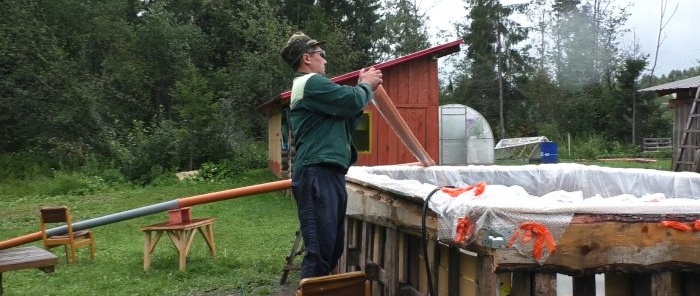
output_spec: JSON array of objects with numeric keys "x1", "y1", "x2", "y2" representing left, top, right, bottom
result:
[
  {"x1": 650, "y1": 272, "x2": 672, "y2": 296},
  {"x1": 386, "y1": 227, "x2": 399, "y2": 295},
  {"x1": 573, "y1": 275, "x2": 596, "y2": 296},
  {"x1": 533, "y1": 273, "x2": 557, "y2": 296},
  {"x1": 476, "y1": 254, "x2": 498, "y2": 295},
  {"x1": 511, "y1": 271, "x2": 532, "y2": 296},
  {"x1": 448, "y1": 247, "x2": 460, "y2": 296}
]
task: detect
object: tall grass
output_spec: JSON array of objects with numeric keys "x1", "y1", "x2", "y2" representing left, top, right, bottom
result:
[{"x1": 1, "y1": 169, "x2": 298, "y2": 296}]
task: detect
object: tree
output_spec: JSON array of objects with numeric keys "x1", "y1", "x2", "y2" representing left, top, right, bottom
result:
[
  {"x1": 647, "y1": 0, "x2": 678, "y2": 87},
  {"x1": 375, "y1": 0, "x2": 432, "y2": 61},
  {"x1": 456, "y1": 0, "x2": 530, "y2": 139},
  {"x1": 617, "y1": 54, "x2": 647, "y2": 144}
]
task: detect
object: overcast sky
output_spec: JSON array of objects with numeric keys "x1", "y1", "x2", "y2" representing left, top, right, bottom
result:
[{"x1": 419, "y1": 0, "x2": 700, "y2": 76}]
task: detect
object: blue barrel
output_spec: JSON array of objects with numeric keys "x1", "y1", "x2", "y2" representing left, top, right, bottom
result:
[{"x1": 540, "y1": 142, "x2": 559, "y2": 163}]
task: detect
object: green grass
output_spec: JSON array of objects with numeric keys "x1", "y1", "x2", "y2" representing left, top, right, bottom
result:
[
  {"x1": 571, "y1": 158, "x2": 673, "y2": 171},
  {"x1": 497, "y1": 158, "x2": 673, "y2": 171},
  {"x1": 1, "y1": 169, "x2": 298, "y2": 296}
]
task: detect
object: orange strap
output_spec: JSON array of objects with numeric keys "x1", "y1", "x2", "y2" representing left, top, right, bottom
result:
[
  {"x1": 454, "y1": 217, "x2": 474, "y2": 243},
  {"x1": 659, "y1": 220, "x2": 692, "y2": 231},
  {"x1": 440, "y1": 182, "x2": 487, "y2": 197},
  {"x1": 507, "y1": 222, "x2": 557, "y2": 261}
]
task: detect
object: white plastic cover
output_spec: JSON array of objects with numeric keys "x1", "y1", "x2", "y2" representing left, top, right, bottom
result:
[{"x1": 346, "y1": 163, "x2": 700, "y2": 263}]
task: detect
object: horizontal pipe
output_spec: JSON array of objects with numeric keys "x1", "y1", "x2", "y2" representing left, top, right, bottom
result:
[
  {"x1": 177, "y1": 179, "x2": 292, "y2": 208},
  {"x1": 372, "y1": 85, "x2": 435, "y2": 166},
  {"x1": 0, "y1": 179, "x2": 292, "y2": 250}
]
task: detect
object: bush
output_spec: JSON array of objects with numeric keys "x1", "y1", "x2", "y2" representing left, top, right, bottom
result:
[
  {"x1": 568, "y1": 134, "x2": 606, "y2": 160},
  {"x1": 42, "y1": 171, "x2": 109, "y2": 196},
  {"x1": 0, "y1": 152, "x2": 51, "y2": 180},
  {"x1": 190, "y1": 141, "x2": 268, "y2": 182}
]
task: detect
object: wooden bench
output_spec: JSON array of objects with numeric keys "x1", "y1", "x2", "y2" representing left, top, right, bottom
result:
[
  {"x1": 643, "y1": 137, "x2": 672, "y2": 152},
  {"x1": 0, "y1": 246, "x2": 58, "y2": 295}
]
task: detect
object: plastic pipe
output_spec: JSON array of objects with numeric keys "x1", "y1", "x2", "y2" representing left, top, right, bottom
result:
[
  {"x1": 372, "y1": 85, "x2": 436, "y2": 166},
  {"x1": 0, "y1": 179, "x2": 292, "y2": 250}
]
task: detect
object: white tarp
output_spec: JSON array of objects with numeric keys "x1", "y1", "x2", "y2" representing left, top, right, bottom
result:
[{"x1": 346, "y1": 163, "x2": 700, "y2": 263}]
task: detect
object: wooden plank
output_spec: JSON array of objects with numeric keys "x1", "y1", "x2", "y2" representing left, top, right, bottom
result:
[{"x1": 0, "y1": 246, "x2": 58, "y2": 273}]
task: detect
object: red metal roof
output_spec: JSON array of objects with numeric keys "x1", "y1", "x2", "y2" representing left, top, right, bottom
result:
[{"x1": 258, "y1": 39, "x2": 464, "y2": 110}]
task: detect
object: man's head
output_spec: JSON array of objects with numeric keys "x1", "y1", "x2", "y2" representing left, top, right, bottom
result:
[{"x1": 280, "y1": 32, "x2": 326, "y2": 74}]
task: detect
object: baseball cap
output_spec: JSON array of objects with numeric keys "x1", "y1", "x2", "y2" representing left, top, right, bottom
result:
[{"x1": 280, "y1": 32, "x2": 324, "y2": 68}]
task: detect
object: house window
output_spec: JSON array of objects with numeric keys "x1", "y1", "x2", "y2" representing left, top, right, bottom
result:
[{"x1": 353, "y1": 112, "x2": 371, "y2": 153}]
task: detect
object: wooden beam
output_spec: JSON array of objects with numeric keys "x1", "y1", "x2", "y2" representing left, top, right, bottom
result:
[{"x1": 493, "y1": 221, "x2": 700, "y2": 273}]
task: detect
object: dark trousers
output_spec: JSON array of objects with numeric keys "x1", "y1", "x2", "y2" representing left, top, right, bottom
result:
[{"x1": 292, "y1": 164, "x2": 347, "y2": 280}]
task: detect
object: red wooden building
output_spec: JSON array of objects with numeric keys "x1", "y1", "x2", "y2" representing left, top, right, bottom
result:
[{"x1": 257, "y1": 40, "x2": 463, "y2": 178}]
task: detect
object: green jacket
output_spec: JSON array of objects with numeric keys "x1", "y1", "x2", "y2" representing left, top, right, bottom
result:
[{"x1": 289, "y1": 72, "x2": 374, "y2": 172}]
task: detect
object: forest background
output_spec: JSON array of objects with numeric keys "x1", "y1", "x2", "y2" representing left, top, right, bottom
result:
[{"x1": 2, "y1": 0, "x2": 698, "y2": 185}]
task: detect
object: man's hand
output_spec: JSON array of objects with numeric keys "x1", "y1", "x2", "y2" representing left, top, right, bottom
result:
[{"x1": 358, "y1": 67, "x2": 383, "y2": 90}]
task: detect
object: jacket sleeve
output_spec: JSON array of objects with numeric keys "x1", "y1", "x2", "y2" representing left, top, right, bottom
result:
[{"x1": 299, "y1": 75, "x2": 374, "y2": 118}]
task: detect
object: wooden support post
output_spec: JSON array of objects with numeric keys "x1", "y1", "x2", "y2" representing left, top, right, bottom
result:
[
  {"x1": 386, "y1": 227, "x2": 399, "y2": 295},
  {"x1": 448, "y1": 246, "x2": 460, "y2": 296},
  {"x1": 511, "y1": 271, "x2": 532, "y2": 296},
  {"x1": 631, "y1": 274, "x2": 651, "y2": 295},
  {"x1": 573, "y1": 275, "x2": 596, "y2": 296},
  {"x1": 533, "y1": 273, "x2": 557, "y2": 296},
  {"x1": 432, "y1": 242, "x2": 440, "y2": 296},
  {"x1": 359, "y1": 220, "x2": 368, "y2": 276},
  {"x1": 408, "y1": 236, "x2": 420, "y2": 291},
  {"x1": 683, "y1": 272, "x2": 700, "y2": 296},
  {"x1": 476, "y1": 254, "x2": 498, "y2": 296},
  {"x1": 650, "y1": 272, "x2": 672, "y2": 296}
]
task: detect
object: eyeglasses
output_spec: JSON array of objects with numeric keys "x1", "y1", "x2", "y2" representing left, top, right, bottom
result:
[{"x1": 307, "y1": 49, "x2": 326, "y2": 59}]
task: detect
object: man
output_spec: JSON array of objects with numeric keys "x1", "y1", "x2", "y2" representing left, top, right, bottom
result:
[{"x1": 280, "y1": 32, "x2": 383, "y2": 280}]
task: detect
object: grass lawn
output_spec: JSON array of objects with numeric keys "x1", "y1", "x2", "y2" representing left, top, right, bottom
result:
[
  {"x1": 2, "y1": 169, "x2": 299, "y2": 296},
  {"x1": 0, "y1": 160, "x2": 673, "y2": 295}
]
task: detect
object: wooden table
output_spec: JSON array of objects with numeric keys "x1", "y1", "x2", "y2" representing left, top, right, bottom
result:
[
  {"x1": 0, "y1": 246, "x2": 58, "y2": 296},
  {"x1": 141, "y1": 218, "x2": 216, "y2": 271}
]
